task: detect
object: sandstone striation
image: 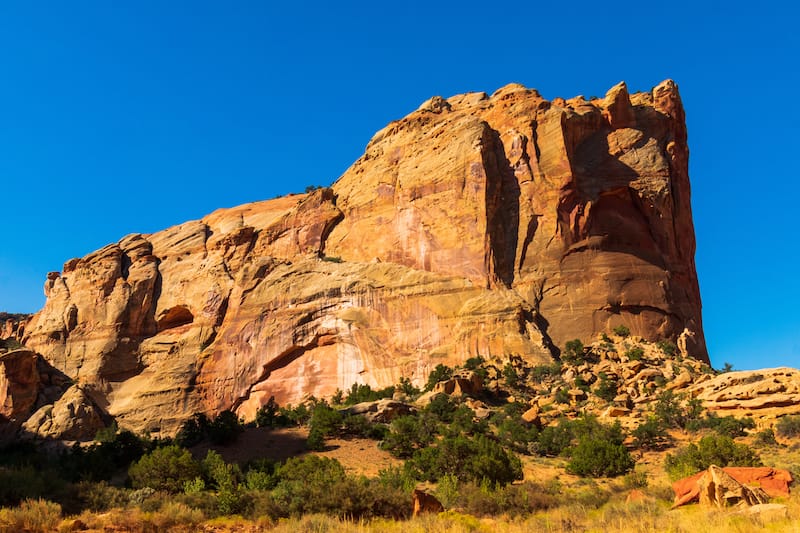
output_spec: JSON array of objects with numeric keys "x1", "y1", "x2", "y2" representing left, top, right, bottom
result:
[
  {"x1": 19, "y1": 80, "x2": 707, "y2": 437},
  {"x1": 686, "y1": 368, "x2": 800, "y2": 423}
]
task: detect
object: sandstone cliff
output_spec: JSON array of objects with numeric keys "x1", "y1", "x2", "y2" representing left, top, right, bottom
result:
[{"x1": 19, "y1": 80, "x2": 706, "y2": 436}]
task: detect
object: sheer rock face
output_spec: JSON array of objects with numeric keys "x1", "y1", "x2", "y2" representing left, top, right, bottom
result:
[{"x1": 21, "y1": 80, "x2": 706, "y2": 436}]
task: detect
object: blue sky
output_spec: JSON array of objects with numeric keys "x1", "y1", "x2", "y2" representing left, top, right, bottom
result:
[{"x1": 1, "y1": 1, "x2": 797, "y2": 370}]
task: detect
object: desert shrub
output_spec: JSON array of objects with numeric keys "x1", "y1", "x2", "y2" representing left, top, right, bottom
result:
[
  {"x1": 343, "y1": 383, "x2": 394, "y2": 405},
  {"x1": 0, "y1": 498, "x2": 61, "y2": 533},
  {"x1": 554, "y1": 387, "x2": 570, "y2": 404},
  {"x1": 270, "y1": 456, "x2": 402, "y2": 518},
  {"x1": 149, "y1": 501, "x2": 206, "y2": 530},
  {"x1": 613, "y1": 325, "x2": 630, "y2": 337},
  {"x1": 625, "y1": 346, "x2": 645, "y2": 361},
  {"x1": 306, "y1": 428, "x2": 326, "y2": 451},
  {"x1": 444, "y1": 405, "x2": 488, "y2": 438},
  {"x1": 398, "y1": 376, "x2": 420, "y2": 397},
  {"x1": 632, "y1": 416, "x2": 670, "y2": 450},
  {"x1": 376, "y1": 465, "x2": 416, "y2": 492},
  {"x1": 535, "y1": 422, "x2": 573, "y2": 457},
  {"x1": 207, "y1": 410, "x2": 244, "y2": 445},
  {"x1": 341, "y1": 414, "x2": 374, "y2": 438},
  {"x1": 502, "y1": 363, "x2": 519, "y2": 387},
  {"x1": 424, "y1": 393, "x2": 458, "y2": 423},
  {"x1": 562, "y1": 339, "x2": 584, "y2": 364},
  {"x1": 381, "y1": 415, "x2": 432, "y2": 458},
  {"x1": 534, "y1": 416, "x2": 626, "y2": 461},
  {"x1": 686, "y1": 414, "x2": 755, "y2": 437},
  {"x1": 530, "y1": 362, "x2": 561, "y2": 382},
  {"x1": 128, "y1": 444, "x2": 201, "y2": 493},
  {"x1": 309, "y1": 402, "x2": 344, "y2": 435},
  {"x1": 464, "y1": 356, "x2": 483, "y2": 370},
  {"x1": 74, "y1": 481, "x2": 128, "y2": 512},
  {"x1": 255, "y1": 396, "x2": 291, "y2": 428},
  {"x1": 176, "y1": 413, "x2": 210, "y2": 447},
  {"x1": 653, "y1": 390, "x2": 687, "y2": 429},
  {"x1": 664, "y1": 435, "x2": 762, "y2": 480},
  {"x1": 496, "y1": 415, "x2": 538, "y2": 453},
  {"x1": 0, "y1": 466, "x2": 53, "y2": 506},
  {"x1": 621, "y1": 470, "x2": 649, "y2": 489},
  {"x1": 656, "y1": 340, "x2": 677, "y2": 356},
  {"x1": 405, "y1": 434, "x2": 522, "y2": 486},
  {"x1": 776, "y1": 415, "x2": 800, "y2": 438},
  {"x1": 567, "y1": 437, "x2": 635, "y2": 477},
  {"x1": 594, "y1": 373, "x2": 618, "y2": 402},
  {"x1": 754, "y1": 428, "x2": 778, "y2": 446},
  {"x1": 448, "y1": 480, "x2": 559, "y2": 517},
  {"x1": 278, "y1": 403, "x2": 311, "y2": 425},
  {"x1": 425, "y1": 364, "x2": 454, "y2": 391}
]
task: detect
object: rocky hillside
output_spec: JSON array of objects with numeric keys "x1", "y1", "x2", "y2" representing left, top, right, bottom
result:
[{"x1": 8, "y1": 80, "x2": 708, "y2": 438}]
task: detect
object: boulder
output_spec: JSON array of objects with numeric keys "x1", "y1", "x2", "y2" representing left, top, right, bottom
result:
[
  {"x1": 672, "y1": 466, "x2": 792, "y2": 508},
  {"x1": 0, "y1": 349, "x2": 40, "y2": 421},
  {"x1": 343, "y1": 399, "x2": 414, "y2": 423},
  {"x1": 22, "y1": 385, "x2": 106, "y2": 441}
]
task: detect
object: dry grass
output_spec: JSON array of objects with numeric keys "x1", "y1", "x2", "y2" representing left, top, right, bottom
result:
[
  {"x1": 0, "y1": 499, "x2": 61, "y2": 533},
  {"x1": 38, "y1": 491, "x2": 798, "y2": 533}
]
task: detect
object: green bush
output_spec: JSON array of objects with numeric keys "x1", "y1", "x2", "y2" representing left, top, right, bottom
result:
[
  {"x1": 656, "y1": 340, "x2": 677, "y2": 356},
  {"x1": 594, "y1": 373, "x2": 618, "y2": 402},
  {"x1": 207, "y1": 410, "x2": 244, "y2": 445},
  {"x1": 562, "y1": 339, "x2": 584, "y2": 364},
  {"x1": 754, "y1": 428, "x2": 778, "y2": 446},
  {"x1": 632, "y1": 416, "x2": 669, "y2": 450},
  {"x1": 776, "y1": 415, "x2": 800, "y2": 438},
  {"x1": 664, "y1": 435, "x2": 762, "y2": 480},
  {"x1": 398, "y1": 376, "x2": 420, "y2": 397},
  {"x1": 269, "y1": 455, "x2": 407, "y2": 518},
  {"x1": 625, "y1": 346, "x2": 644, "y2": 361},
  {"x1": 425, "y1": 364, "x2": 454, "y2": 391},
  {"x1": 502, "y1": 363, "x2": 519, "y2": 387},
  {"x1": 278, "y1": 403, "x2": 311, "y2": 425},
  {"x1": 613, "y1": 325, "x2": 630, "y2": 337},
  {"x1": 176, "y1": 413, "x2": 210, "y2": 447},
  {"x1": 464, "y1": 356, "x2": 485, "y2": 371},
  {"x1": 653, "y1": 390, "x2": 687, "y2": 429},
  {"x1": 495, "y1": 415, "x2": 538, "y2": 453},
  {"x1": 255, "y1": 397, "x2": 291, "y2": 428},
  {"x1": 343, "y1": 383, "x2": 394, "y2": 405},
  {"x1": 530, "y1": 362, "x2": 561, "y2": 382},
  {"x1": 381, "y1": 415, "x2": 434, "y2": 458},
  {"x1": 535, "y1": 423, "x2": 573, "y2": 457},
  {"x1": 128, "y1": 445, "x2": 201, "y2": 493},
  {"x1": 424, "y1": 393, "x2": 458, "y2": 423},
  {"x1": 405, "y1": 434, "x2": 522, "y2": 486},
  {"x1": 0, "y1": 466, "x2": 55, "y2": 506},
  {"x1": 554, "y1": 388, "x2": 570, "y2": 405},
  {"x1": 446, "y1": 480, "x2": 559, "y2": 517},
  {"x1": 566, "y1": 437, "x2": 634, "y2": 477},
  {"x1": 685, "y1": 414, "x2": 755, "y2": 437}
]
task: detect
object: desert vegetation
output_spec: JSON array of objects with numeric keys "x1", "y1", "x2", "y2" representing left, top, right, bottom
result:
[{"x1": 0, "y1": 329, "x2": 798, "y2": 531}]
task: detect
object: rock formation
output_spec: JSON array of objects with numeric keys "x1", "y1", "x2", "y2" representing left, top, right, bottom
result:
[
  {"x1": 19, "y1": 80, "x2": 707, "y2": 437},
  {"x1": 672, "y1": 466, "x2": 792, "y2": 508},
  {"x1": 687, "y1": 368, "x2": 800, "y2": 424}
]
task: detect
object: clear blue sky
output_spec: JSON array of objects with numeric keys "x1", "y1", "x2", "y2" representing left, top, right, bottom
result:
[{"x1": 1, "y1": 1, "x2": 797, "y2": 371}]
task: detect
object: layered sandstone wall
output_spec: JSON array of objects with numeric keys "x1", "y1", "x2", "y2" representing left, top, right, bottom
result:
[{"x1": 19, "y1": 80, "x2": 706, "y2": 436}]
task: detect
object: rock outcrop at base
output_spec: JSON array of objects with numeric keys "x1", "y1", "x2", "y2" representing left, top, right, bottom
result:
[
  {"x1": 687, "y1": 368, "x2": 800, "y2": 424},
  {"x1": 19, "y1": 80, "x2": 707, "y2": 437},
  {"x1": 672, "y1": 466, "x2": 793, "y2": 508}
]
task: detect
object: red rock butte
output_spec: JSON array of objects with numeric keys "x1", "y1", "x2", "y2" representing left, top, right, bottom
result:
[{"x1": 20, "y1": 80, "x2": 706, "y2": 436}]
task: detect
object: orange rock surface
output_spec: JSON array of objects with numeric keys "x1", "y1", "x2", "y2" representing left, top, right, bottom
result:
[{"x1": 20, "y1": 80, "x2": 707, "y2": 436}]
